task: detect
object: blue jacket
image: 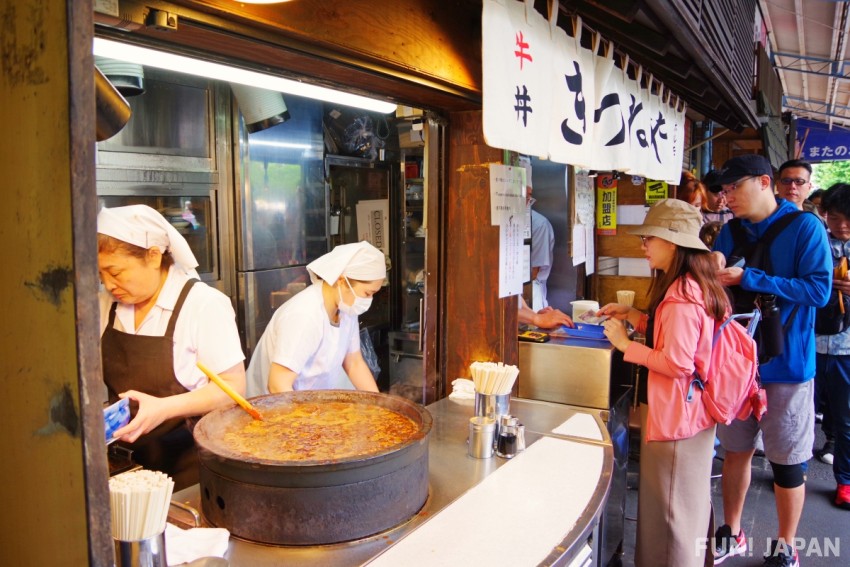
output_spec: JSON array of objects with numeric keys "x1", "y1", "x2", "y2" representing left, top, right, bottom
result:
[{"x1": 713, "y1": 199, "x2": 831, "y2": 383}]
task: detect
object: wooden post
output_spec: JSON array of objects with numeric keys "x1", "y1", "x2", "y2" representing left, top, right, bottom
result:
[{"x1": 442, "y1": 111, "x2": 518, "y2": 388}]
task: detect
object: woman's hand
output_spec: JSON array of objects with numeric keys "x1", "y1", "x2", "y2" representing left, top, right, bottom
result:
[
  {"x1": 597, "y1": 303, "x2": 632, "y2": 321},
  {"x1": 112, "y1": 390, "x2": 175, "y2": 443},
  {"x1": 602, "y1": 319, "x2": 631, "y2": 352}
]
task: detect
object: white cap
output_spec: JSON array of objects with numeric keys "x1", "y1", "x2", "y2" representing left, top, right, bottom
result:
[
  {"x1": 307, "y1": 241, "x2": 386, "y2": 284},
  {"x1": 97, "y1": 205, "x2": 200, "y2": 277}
]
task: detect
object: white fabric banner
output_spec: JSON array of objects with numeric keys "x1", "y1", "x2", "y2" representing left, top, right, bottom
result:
[
  {"x1": 481, "y1": 0, "x2": 687, "y2": 181},
  {"x1": 482, "y1": 0, "x2": 553, "y2": 156},
  {"x1": 548, "y1": 18, "x2": 596, "y2": 167},
  {"x1": 621, "y1": 73, "x2": 653, "y2": 175},
  {"x1": 588, "y1": 54, "x2": 633, "y2": 172}
]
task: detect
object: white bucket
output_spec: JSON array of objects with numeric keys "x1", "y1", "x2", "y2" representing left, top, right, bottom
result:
[{"x1": 571, "y1": 300, "x2": 600, "y2": 321}]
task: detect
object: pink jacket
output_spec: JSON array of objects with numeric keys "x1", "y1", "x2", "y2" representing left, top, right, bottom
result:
[{"x1": 624, "y1": 276, "x2": 717, "y2": 441}]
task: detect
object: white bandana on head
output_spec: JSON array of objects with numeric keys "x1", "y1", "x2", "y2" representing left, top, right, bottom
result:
[
  {"x1": 307, "y1": 241, "x2": 387, "y2": 284},
  {"x1": 97, "y1": 205, "x2": 200, "y2": 278}
]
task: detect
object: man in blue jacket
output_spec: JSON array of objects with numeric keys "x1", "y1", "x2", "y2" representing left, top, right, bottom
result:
[{"x1": 711, "y1": 155, "x2": 831, "y2": 567}]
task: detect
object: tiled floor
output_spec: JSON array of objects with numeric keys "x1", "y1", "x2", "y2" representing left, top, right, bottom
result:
[{"x1": 619, "y1": 427, "x2": 849, "y2": 567}]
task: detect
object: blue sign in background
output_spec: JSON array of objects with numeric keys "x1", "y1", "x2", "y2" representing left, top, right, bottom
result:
[{"x1": 796, "y1": 118, "x2": 850, "y2": 163}]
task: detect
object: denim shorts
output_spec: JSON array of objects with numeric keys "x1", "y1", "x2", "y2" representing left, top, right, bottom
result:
[{"x1": 717, "y1": 380, "x2": 814, "y2": 465}]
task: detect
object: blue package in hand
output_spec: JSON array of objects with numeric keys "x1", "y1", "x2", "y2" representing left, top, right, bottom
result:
[{"x1": 104, "y1": 398, "x2": 130, "y2": 444}]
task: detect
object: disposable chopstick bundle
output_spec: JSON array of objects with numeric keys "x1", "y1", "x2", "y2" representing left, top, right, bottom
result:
[
  {"x1": 109, "y1": 469, "x2": 175, "y2": 541},
  {"x1": 469, "y1": 361, "x2": 520, "y2": 395}
]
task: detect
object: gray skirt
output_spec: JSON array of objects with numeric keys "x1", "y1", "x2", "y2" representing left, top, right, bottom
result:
[{"x1": 635, "y1": 403, "x2": 717, "y2": 567}]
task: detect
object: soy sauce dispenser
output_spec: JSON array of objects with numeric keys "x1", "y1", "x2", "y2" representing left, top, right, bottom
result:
[{"x1": 496, "y1": 415, "x2": 525, "y2": 458}]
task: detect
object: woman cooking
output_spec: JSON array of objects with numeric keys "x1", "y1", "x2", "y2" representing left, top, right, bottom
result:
[
  {"x1": 98, "y1": 205, "x2": 246, "y2": 490},
  {"x1": 247, "y1": 241, "x2": 386, "y2": 395}
]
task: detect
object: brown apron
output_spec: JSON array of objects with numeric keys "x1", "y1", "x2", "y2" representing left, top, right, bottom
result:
[{"x1": 103, "y1": 279, "x2": 199, "y2": 490}]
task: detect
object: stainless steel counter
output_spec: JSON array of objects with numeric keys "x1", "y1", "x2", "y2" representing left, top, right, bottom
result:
[{"x1": 170, "y1": 397, "x2": 613, "y2": 566}]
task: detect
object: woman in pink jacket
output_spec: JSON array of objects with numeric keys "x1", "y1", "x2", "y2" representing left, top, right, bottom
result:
[{"x1": 600, "y1": 198, "x2": 730, "y2": 567}]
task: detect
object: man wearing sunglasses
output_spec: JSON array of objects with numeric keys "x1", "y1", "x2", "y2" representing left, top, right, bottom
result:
[
  {"x1": 710, "y1": 154, "x2": 831, "y2": 567},
  {"x1": 776, "y1": 159, "x2": 813, "y2": 210}
]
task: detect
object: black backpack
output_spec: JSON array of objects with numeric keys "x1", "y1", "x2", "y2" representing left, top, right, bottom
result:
[
  {"x1": 727, "y1": 211, "x2": 807, "y2": 363},
  {"x1": 814, "y1": 249, "x2": 850, "y2": 335}
]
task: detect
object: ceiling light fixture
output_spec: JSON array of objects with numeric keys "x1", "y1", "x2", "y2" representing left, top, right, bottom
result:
[{"x1": 93, "y1": 38, "x2": 396, "y2": 114}]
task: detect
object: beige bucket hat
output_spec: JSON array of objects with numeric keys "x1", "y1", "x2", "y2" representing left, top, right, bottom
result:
[{"x1": 627, "y1": 199, "x2": 709, "y2": 251}]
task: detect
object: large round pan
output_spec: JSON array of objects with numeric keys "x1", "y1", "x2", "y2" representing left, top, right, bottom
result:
[{"x1": 193, "y1": 390, "x2": 432, "y2": 545}]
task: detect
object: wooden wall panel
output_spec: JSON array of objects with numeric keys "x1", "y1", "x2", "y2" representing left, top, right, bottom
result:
[
  {"x1": 2, "y1": 0, "x2": 110, "y2": 565},
  {"x1": 596, "y1": 275, "x2": 652, "y2": 312},
  {"x1": 159, "y1": 0, "x2": 482, "y2": 109},
  {"x1": 597, "y1": 225, "x2": 645, "y2": 258},
  {"x1": 442, "y1": 111, "x2": 517, "y2": 386}
]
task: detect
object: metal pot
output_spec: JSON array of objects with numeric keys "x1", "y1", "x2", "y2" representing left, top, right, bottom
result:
[{"x1": 193, "y1": 390, "x2": 432, "y2": 545}]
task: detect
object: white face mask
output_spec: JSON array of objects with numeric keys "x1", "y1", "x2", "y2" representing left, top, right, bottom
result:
[{"x1": 338, "y1": 277, "x2": 373, "y2": 316}]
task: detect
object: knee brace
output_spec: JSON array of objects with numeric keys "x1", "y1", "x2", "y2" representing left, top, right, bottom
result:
[{"x1": 770, "y1": 461, "x2": 805, "y2": 489}]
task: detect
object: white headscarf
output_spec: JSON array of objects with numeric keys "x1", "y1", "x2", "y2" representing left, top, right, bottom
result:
[
  {"x1": 97, "y1": 205, "x2": 200, "y2": 278},
  {"x1": 307, "y1": 241, "x2": 386, "y2": 284}
]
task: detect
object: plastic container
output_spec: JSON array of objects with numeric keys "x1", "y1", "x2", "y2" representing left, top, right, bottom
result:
[{"x1": 570, "y1": 300, "x2": 600, "y2": 321}]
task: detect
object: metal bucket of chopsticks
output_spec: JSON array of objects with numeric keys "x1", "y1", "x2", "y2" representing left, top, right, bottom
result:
[{"x1": 470, "y1": 362, "x2": 519, "y2": 442}]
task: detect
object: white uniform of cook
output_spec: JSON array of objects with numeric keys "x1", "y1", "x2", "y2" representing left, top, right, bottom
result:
[
  {"x1": 247, "y1": 284, "x2": 360, "y2": 396},
  {"x1": 246, "y1": 241, "x2": 386, "y2": 397}
]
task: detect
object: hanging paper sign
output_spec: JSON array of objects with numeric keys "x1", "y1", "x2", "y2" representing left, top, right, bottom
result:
[
  {"x1": 665, "y1": 97, "x2": 687, "y2": 183},
  {"x1": 645, "y1": 180, "x2": 668, "y2": 204},
  {"x1": 482, "y1": 0, "x2": 553, "y2": 156},
  {"x1": 596, "y1": 175, "x2": 618, "y2": 235},
  {"x1": 489, "y1": 164, "x2": 525, "y2": 225},
  {"x1": 548, "y1": 17, "x2": 596, "y2": 167},
  {"x1": 499, "y1": 214, "x2": 525, "y2": 297}
]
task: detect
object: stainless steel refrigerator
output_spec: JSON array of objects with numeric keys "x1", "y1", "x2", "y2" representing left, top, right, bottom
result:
[{"x1": 234, "y1": 96, "x2": 327, "y2": 357}]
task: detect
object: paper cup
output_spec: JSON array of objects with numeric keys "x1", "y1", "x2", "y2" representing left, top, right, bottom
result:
[{"x1": 616, "y1": 290, "x2": 635, "y2": 307}]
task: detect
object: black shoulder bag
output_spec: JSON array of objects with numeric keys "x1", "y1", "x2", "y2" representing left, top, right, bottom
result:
[{"x1": 727, "y1": 211, "x2": 806, "y2": 363}]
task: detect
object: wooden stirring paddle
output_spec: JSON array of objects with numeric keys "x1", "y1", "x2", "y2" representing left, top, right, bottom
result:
[{"x1": 196, "y1": 362, "x2": 263, "y2": 420}]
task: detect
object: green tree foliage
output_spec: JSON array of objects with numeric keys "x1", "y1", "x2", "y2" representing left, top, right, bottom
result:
[{"x1": 812, "y1": 161, "x2": 850, "y2": 191}]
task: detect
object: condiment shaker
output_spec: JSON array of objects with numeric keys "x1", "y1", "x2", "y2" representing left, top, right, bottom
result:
[
  {"x1": 496, "y1": 415, "x2": 520, "y2": 458},
  {"x1": 468, "y1": 416, "x2": 496, "y2": 459}
]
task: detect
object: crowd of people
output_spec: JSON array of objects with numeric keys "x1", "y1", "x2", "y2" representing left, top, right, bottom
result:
[
  {"x1": 93, "y1": 153, "x2": 848, "y2": 567},
  {"x1": 596, "y1": 155, "x2": 846, "y2": 567}
]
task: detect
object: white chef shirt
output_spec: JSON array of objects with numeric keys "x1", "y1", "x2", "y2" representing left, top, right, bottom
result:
[
  {"x1": 99, "y1": 265, "x2": 245, "y2": 391},
  {"x1": 246, "y1": 283, "x2": 360, "y2": 396},
  {"x1": 530, "y1": 208, "x2": 555, "y2": 310}
]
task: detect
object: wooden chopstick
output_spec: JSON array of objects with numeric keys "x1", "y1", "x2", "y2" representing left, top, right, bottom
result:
[{"x1": 196, "y1": 362, "x2": 263, "y2": 420}]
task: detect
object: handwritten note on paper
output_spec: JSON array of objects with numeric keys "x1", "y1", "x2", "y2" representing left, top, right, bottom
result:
[
  {"x1": 499, "y1": 215, "x2": 524, "y2": 298},
  {"x1": 574, "y1": 169, "x2": 595, "y2": 226},
  {"x1": 490, "y1": 165, "x2": 524, "y2": 226}
]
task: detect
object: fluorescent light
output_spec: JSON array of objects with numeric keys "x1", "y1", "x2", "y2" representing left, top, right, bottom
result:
[
  {"x1": 93, "y1": 37, "x2": 396, "y2": 114},
  {"x1": 249, "y1": 140, "x2": 312, "y2": 150}
]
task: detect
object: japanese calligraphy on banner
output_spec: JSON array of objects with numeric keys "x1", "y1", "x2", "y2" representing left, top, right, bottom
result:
[
  {"x1": 596, "y1": 175, "x2": 618, "y2": 235},
  {"x1": 645, "y1": 180, "x2": 668, "y2": 204},
  {"x1": 481, "y1": 0, "x2": 686, "y2": 183},
  {"x1": 482, "y1": 0, "x2": 553, "y2": 157}
]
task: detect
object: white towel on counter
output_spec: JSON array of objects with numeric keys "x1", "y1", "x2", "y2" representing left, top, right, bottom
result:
[
  {"x1": 165, "y1": 523, "x2": 229, "y2": 566},
  {"x1": 448, "y1": 378, "x2": 475, "y2": 400}
]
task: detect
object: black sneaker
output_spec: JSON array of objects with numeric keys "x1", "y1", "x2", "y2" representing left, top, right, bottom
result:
[
  {"x1": 714, "y1": 524, "x2": 747, "y2": 564},
  {"x1": 817, "y1": 440, "x2": 835, "y2": 465},
  {"x1": 764, "y1": 539, "x2": 799, "y2": 567}
]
